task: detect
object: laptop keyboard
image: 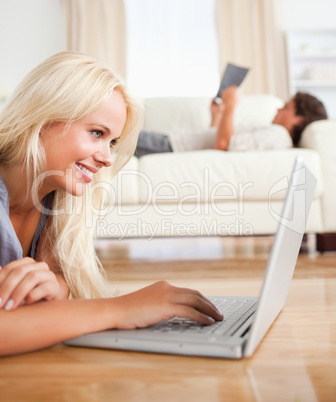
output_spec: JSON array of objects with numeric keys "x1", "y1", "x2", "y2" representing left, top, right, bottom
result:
[{"x1": 151, "y1": 298, "x2": 257, "y2": 337}]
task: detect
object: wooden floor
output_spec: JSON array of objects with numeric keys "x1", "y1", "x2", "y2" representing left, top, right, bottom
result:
[
  {"x1": 1, "y1": 235, "x2": 335, "y2": 402},
  {"x1": 95, "y1": 235, "x2": 335, "y2": 294}
]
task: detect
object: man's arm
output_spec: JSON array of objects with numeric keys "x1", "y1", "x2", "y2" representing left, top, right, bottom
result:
[{"x1": 215, "y1": 86, "x2": 239, "y2": 151}]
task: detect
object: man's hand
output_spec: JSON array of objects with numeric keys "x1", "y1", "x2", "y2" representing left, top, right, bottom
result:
[{"x1": 221, "y1": 85, "x2": 239, "y2": 106}]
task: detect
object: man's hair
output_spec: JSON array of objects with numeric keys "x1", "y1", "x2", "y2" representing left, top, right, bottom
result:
[{"x1": 292, "y1": 92, "x2": 328, "y2": 146}]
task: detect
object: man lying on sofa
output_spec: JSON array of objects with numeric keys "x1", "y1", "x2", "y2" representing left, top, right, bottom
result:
[{"x1": 135, "y1": 86, "x2": 327, "y2": 157}]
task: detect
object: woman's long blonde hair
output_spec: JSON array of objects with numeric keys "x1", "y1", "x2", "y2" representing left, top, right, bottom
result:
[{"x1": 0, "y1": 51, "x2": 143, "y2": 298}]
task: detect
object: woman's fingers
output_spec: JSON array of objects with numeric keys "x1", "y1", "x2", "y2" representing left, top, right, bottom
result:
[
  {"x1": 0, "y1": 257, "x2": 37, "y2": 285},
  {"x1": 172, "y1": 288, "x2": 223, "y2": 322},
  {"x1": 153, "y1": 281, "x2": 223, "y2": 323},
  {"x1": 23, "y1": 275, "x2": 60, "y2": 304},
  {"x1": 170, "y1": 304, "x2": 218, "y2": 326},
  {"x1": 4, "y1": 270, "x2": 59, "y2": 310},
  {"x1": 0, "y1": 259, "x2": 58, "y2": 310},
  {"x1": 0, "y1": 260, "x2": 47, "y2": 301},
  {"x1": 0, "y1": 258, "x2": 49, "y2": 284},
  {"x1": 169, "y1": 284, "x2": 222, "y2": 318},
  {"x1": 116, "y1": 281, "x2": 224, "y2": 330}
]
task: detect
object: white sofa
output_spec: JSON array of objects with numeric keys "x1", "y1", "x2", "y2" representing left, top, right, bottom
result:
[{"x1": 96, "y1": 95, "x2": 336, "y2": 252}]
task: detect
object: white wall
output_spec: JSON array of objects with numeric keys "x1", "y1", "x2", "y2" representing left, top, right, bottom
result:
[
  {"x1": 0, "y1": 0, "x2": 65, "y2": 100},
  {"x1": 280, "y1": 0, "x2": 336, "y2": 118},
  {"x1": 0, "y1": 0, "x2": 335, "y2": 100},
  {"x1": 281, "y1": 0, "x2": 336, "y2": 30}
]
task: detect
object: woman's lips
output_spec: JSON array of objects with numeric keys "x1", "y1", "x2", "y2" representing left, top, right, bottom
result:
[{"x1": 75, "y1": 162, "x2": 95, "y2": 182}]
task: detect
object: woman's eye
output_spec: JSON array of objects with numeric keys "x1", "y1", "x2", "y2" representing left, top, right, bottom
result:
[
  {"x1": 91, "y1": 130, "x2": 103, "y2": 139},
  {"x1": 110, "y1": 139, "x2": 118, "y2": 148}
]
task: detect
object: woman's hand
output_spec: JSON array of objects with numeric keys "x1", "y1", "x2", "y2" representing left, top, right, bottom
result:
[
  {"x1": 0, "y1": 258, "x2": 60, "y2": 311},
  {"x1": 111, "y1": 281, "x2": 223, "y2": 329}
]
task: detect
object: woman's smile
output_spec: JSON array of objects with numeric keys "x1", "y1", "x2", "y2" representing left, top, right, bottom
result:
[{"x1": 75, "y1": 162, "x2": 97, "y2": 182}]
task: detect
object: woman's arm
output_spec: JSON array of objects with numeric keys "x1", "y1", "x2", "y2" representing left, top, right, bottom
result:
[
  {"x1": 215, "y1": 86, "x2": 239, "y2": 151},
  {"x1": 0, "y1": 281, "x2": 223, "y2": 357}
]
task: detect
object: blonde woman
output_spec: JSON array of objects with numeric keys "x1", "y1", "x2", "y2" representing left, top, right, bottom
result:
[{"x1": 0, "y1": 52, "x2": 222, "y2": 356}]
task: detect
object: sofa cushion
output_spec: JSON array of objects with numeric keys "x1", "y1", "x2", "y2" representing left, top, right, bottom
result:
[
  {"x1": 137, "y1": 149, "x2": 322, "y2": 204},
  {"x1": 109, "y1": 156, "x2": 139, "y2": 205}
]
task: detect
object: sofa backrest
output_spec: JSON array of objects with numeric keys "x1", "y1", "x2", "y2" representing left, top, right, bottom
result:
[{"x1": 141, "y1": 94, "x2": 284, "y2": 133}]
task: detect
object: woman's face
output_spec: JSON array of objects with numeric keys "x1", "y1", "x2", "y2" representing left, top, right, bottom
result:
[{"x1": 40, "y1": 89, "x2": 127, "y2": 197}]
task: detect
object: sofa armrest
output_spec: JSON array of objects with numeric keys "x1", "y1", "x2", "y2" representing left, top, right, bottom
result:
[{"x1": 300, "y1": 120, "x2": 336, "y2": 232}]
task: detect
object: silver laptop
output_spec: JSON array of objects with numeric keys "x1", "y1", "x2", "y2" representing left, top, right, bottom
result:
[{"x1": 65, "y1": 157, "x2": 316, "y2": 359}]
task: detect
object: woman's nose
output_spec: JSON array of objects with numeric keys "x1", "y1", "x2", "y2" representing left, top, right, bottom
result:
[{"x1": 95, "y1": 145, "x2": 113, "y2": 167}]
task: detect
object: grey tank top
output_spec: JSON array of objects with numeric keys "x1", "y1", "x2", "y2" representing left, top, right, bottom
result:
[{"x1": 0, "y1": 173, "x2": 54, "y2": 267}]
